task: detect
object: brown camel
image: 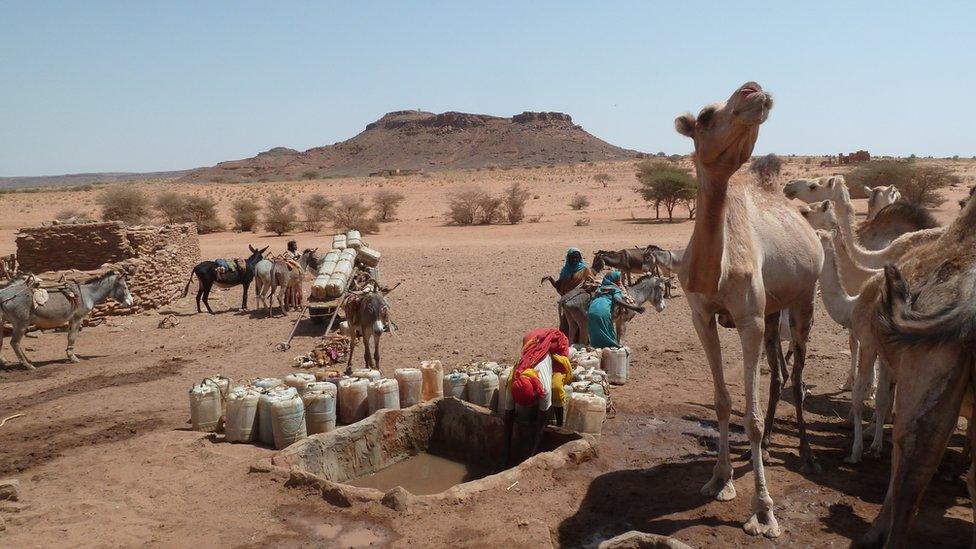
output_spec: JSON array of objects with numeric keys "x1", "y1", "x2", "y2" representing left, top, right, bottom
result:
[
  {"x1": 850, "y1": 190, "x2": 976, "y2": 547},
  {"x1": 674, "y1": 82, "x2": 822, "y2": 538}
]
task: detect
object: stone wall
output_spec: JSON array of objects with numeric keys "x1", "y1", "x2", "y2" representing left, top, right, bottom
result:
[
  {"x1": 15, "y1": 221, "x2": 132, "y2": 273},
  {"x1": 17, "y1": 222, "x2": 200, "y2": 318}
]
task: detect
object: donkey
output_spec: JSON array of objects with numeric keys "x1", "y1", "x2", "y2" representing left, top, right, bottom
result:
[
  {"x1": 343, "y1": 281, "x2": 399, "y2": 372},
  {"x1": 559, "y1": 275, "x2": 667, "y2": 347},
  {"x1": 0, "y1": 271, "x2": 133, "y2": 369},
  {"x1": 255, "y1": 249, "x2": 317, "y2": 317},
  {"x1": 591, "y1": 248, "x2": 648, "y2": 285},
  {"x1": 643, "y1": 246, "x2": 684, "y2": 297},
  {"x1": 183, "y1": 245, "x2": 267, "y2": 314}
]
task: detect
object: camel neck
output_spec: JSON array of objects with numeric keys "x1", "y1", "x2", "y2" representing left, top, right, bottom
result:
[
  {"x1": 818, "y1": 243, "x2": 855, "y2": 326},
  {"x1": 832, "y1": 186, "x2": 859, "y2": 244},
  {"x1": 684, "y1": 171, "x2": 729, "y2": 294}
]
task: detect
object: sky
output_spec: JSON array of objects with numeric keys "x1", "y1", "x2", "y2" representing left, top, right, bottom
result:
[{"x1": 1, "y1": 1, "x2": 974, "y2": 176}]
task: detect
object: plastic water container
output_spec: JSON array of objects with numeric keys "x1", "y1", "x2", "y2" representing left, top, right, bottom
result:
[
  {"x1": 395, "y1": 368, "x2": 423, "y2": 407},
  {"x1": 338, "y1": 378, "x2": 369, "y2": 424},
  {"x1": 346, "y1": 230, "x2": 363, "y2": 249},
  {"x1": 357, "y1": 246, "x2": 381, "y2": 268},
  {"x1": 602, "y1": 347, "x2": 630, "y2": 385},
  {"x1": 251, "y1": 377, "x2": 283, "y2": 391},
  {"x1": 467, "y1": 371, "x2": 499, "y2": 409},
  {"x1": 571, "y1": 380, "x2": 608, "y2": 402},
  {"x1": 303, "y1": 388, "x2": 337, "y2": 435},
  {"x1": 332, "y1": 234, "x2": 347, "y2": 250},
  {"x1": 284, "y1": 373, "x2": 316, "y2": 395},
  {"x1": 189, "y1": 379, "x2": 223, "y2": 432},
  {"x1": 443, "y1": 371, "x2": 469, "y2": 400},
  {"x1": 496, "y1": 367, "x2": 513, "y2": 413},
  {"x1": 352, "y1": 368, "x2": 381, "y2": 382},
  {"x1": 367, "y1": 378, "x2": 400, "y2": 414},
  {"x1": 311, "y1": 250, "x2": 341, "y2": 299},
  {"x1": 574, "y1": 350, "x2": 601, "y2": 370},
  {"x1": 270, "y1": 391, "x2": 307, "y2": 449},
  {"x1": 421, "y1": 360, "x2": 444, "y2": 401},
  {"x1": 225, "y1": 386, "x2": 260, "y2": 443},
  {"x1": 208, "y1": 374, "x2": 232, "y2": 418},
  {"x1": 258, "y1": 387, "x2": 298, "y2": 445},
  {"x1": 565, "y1": 393, "x2": 607, "y2": 435}
]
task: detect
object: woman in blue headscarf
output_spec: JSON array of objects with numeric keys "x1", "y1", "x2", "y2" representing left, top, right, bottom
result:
[
  {"x1": 544, "y1": 247, "x2": 593, "y2": 295},
  {"x1": 587, "y1": 270, "x2": 645, "y2": 348}
]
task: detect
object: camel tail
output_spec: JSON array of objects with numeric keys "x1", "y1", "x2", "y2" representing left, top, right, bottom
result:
[
  {"x1": 879, "y1": 264, "x2": 976, "y2": 346},
  {"x1": 182, "y1": 269, "x2": 196, "y2": 298}
]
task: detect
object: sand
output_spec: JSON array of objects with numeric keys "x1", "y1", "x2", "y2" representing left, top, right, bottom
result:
[{"x1": 0, "y1": 158, "x2": 973, "y2": 547}]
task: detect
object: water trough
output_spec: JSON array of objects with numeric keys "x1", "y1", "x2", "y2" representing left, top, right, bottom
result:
[{"x1": 261, "y1": 398, "x2": 597, "y2": 509}]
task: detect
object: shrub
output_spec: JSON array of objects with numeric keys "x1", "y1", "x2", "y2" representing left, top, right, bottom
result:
[
  {"x1": 96, "y1": 186, "x2": 151, "y2": 224},
  {"x1": 333, "y1": 195, "x2": 378, "y2": 234},
  {"x1": 635, "y1": 161, "x2": 697, "y2": 222},
  {"x1": 231, "y1": 199, "x2": 261, "y2": 232},
  {"x1": 301, "y1": 194, "x2": 333, "y2": 231},
  {"x1": 264, "y1": 192, "x2": 297, "y2": 235},
  {"x1": 503, "y1": 182, "x2": 531, "y2": 224},
  {"x1": 301, "y1": 170, "x2": 320, "y2": 180},
  {"x1": 569, "y1": 194, "x2": 590, "y2": 210},
  {"x1": 847, "y1": 160, "x2": 960, "y2": 207},
  {"x1": 447, "y1": 188, "x2": 484, "y2": 225},
  {"x1": 55, "y1": 208, "x2": 92, "y2": 222},
  {"x1": 574, "y1": 217, "x2": 591, "y2": 227},
  {"x1": 528, "y1": 214, "x2": 543, "y2": 223},
  {"x1": 593, "y1": 173, "x2": 612, "y2": 188},
  {"x1": 476, "y1": 194, "x2": 505, "y2": 224},
  {"x1": 183, "y1": 195, "x2": 224, "y2": 233},
  {"x1": 154, "y1": 192, "x2": 185, "y2": 224},
  {"x1": 749, "y1": 153, "x2": 782, "y2": 186},
  {"x1": 372, "y1": 189, "x2": 406, "y2": 222}
]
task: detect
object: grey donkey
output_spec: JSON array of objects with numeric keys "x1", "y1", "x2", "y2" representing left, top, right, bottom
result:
[
  {"x1": 559, "y1": 274, "x2": 667, "y2": 346},
  {"x1": 254, "y1": 249, "x2": 317, "y2": 317},
  {"x1": 591, "y1": 248, "x2": 650, "y2": 285},
  {"x1": 343, "y1": 280, "x2": 400, "y2": 372},
  {"x1": 0, "y1": 270, "x2": 133, "y2": 369}
]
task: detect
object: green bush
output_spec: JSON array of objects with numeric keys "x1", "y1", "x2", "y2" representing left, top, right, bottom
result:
[
  {"x1": 96, "y1": 186, "x2": 151, "y2": 224},
  {"x1": 635, "y1": 161, "x2": 697, "y2": 222},
  {"x1": 231, "y1": 199, "x2": 261, "y2": 232},
  {"x1": 301, "y1": 194, "x2": 333, "y2": 232},
  {"x1": 847, "y1": 160, "x2": 960, "y2": 207},
  {"x1": 372, "y1": 189, "x2": 406, "y2": 222},
  {"x1": 503, "y1": 182, "x2": 531, "y2": 224},
  {"x1": 569, "y1": 194, "x2": 590, "y2": 210},
  {"x1": 333, "y1": 195, "x2": 378, "y2": 234},
  {"x1": 264, "y1": 192, "x2": 297, "y2": 235}
]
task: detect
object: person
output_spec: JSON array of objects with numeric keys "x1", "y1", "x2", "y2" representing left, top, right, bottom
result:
[
  {"x1": 286, "y1": 240, "x2": 300, "y2": 260},
  {"x1": 554, "y1": 247, "x2": 593, "y2": 294},
  {"x1": 587, "y1": 270, "x2": 645, "y2": 348},
  {"x1": 502, "y1": 328, "x2": 574, "y2": 466}
]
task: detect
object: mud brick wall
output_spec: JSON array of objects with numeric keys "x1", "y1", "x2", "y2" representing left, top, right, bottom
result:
[
  {"x1": 16, "y1": 221, "x2": 132, "y2": 273},
  {"x1": 20, "y1": 222, "x2": 200, "y2": 319}
]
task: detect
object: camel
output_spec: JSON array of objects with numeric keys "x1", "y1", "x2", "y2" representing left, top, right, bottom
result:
[
  {"x1": 673, "y1": 82, "x2": 822, "y2": 538},
  {"x1": 865, "y1": 185, "x2": 901, "y2": 221},
  {"x1": 801, "y1": 199, "x2": 944, "y2": 270},
  {"x1": 851, "y1": 186, "x2": 976, "y2": 546},
  {"x1": 784, "y1": 175, "x2": 939, "y2": 249},
  {"x1": 800, "y1": 201, "x2": 880, "y2": 295}
]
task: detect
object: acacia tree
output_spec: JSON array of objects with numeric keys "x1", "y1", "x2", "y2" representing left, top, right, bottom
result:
[
  {"x1": 635, "y1": 161, "x2": 697, "y2": 222},
  {"x1": 848, "y1": 160, "x2": 960, "y2": 207},
  {"x1": 372, "y1": 189, "x2": 406, "y2": 222},
  {"x1": 264, "y1": 192, "x2": 297, "y2": 235}
]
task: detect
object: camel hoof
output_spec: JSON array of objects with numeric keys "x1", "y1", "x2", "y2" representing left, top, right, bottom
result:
[
  {"x1": 21, "y1": 362, "x2": 36, "y2": 371},
  {"x1": 741, "y1": 448, "x2": 772, "y2": 463},
  {"x1": 866, "y1": 446, "x2": 883, "y2": 460},
  {"x1": 700, "y1": 478, "x2": 736, "y2": 501},
  {"x1": 744, "y1": 511, "x2": 780, "y2": 538},
  {"x1": 844, "y1": 453, "x2": 861, "y2": 465},
  {"x1": 68, "y1": 355, "x2": 81, "y2": 364}
]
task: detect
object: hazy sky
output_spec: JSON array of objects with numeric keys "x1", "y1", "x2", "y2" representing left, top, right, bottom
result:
[{"x1": 2, "y1": 1, "x2": 973, "y2": 176}]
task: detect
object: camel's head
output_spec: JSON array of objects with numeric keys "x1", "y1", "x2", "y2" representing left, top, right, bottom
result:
[
  {"x1": 799, "y1": 200, "x2": 838, "y2": 231},
  {"x1": 815, "y1": 229, "x2": 837, "y2": 249},
  {"x1": 675, "y1": 82, "x2": 773, "y2": 178},
  {"x1": 866, "y1": 185, "x2": 901, "y2": 221},
  {"x1": 784, "y1": 175, "x2": 846, "y2": 201}
]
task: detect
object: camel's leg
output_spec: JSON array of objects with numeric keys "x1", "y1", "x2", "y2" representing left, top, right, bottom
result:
[
  {"x1": 10, "y1": 322, "x2": 34, "y2": 370},
  {"x1": 860, "y1": 349, "x2": 968, "y2": 548},
  {"x1": 967, "y1": 399, "x2": 976, "y2": 545},
  {"x1": 846, "y1": 335, "x2": 877, "y2": 463},
  {"x1": 759, "y1": 312, "x2": 783, "y2": 458},
  {"x1": 842, "y1": 331, "x2": 859, "y2": 391},
  {"x1": 690, "y1": 311, "x2": 735, "y2": 502},
  {"x1": 789, "y1": 296, "x2": 819, "y2": 474},
  {"x1": 737, "y1": 314, "x2": 780, "y2": 538},
  {"x1": 866, "y1": 363, "x2": 894, "y2": 457},
  {"x1": 65, "y1": 318, "x2": 82, "y2": 363}
]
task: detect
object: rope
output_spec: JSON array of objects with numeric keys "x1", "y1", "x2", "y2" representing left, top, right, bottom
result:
[{"x1": 0, "y1": 413, "x2": 25, "y2": 428}]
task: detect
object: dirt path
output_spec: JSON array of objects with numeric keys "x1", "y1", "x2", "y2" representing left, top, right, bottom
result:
[{"x1": 0, "y1": 161, "x2": 972, "y2": 547}]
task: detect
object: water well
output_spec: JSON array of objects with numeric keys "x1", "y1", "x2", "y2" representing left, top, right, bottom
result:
[{"x1": 268, "y1": 398, "x2": 596, "y2": 505}]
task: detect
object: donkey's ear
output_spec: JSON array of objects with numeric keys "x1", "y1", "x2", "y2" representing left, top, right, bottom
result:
[
  {"x1": 259, "y1": 246, "x2": 269, "y2": 254},
  {"x1": 249, "y1": 245, "x2": 256, "y2": 253}
]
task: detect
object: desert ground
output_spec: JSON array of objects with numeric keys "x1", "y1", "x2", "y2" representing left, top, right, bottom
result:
[{"x1": 0, "y1": 158, "x2": 973, "y2": 547}]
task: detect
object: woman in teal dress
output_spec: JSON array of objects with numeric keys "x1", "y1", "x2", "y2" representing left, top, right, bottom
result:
[{"x1": 587, "y1": 271, "x2": 645, "y2": 348}]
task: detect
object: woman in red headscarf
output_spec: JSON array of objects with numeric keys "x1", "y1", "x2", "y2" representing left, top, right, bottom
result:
[{"x1": 502, "y1": 328, "x2": 574, "y2": 466}]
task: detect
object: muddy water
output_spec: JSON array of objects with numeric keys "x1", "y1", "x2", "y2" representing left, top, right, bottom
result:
[{"x1": 348, "y1": 452, "x2": 491, "y2": 495}]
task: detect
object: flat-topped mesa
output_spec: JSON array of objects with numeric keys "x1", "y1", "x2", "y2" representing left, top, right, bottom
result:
[
  {"x1": 365, "y1": 110, "x2": 436, "y2": 131},
  {"x1": 512, "y1": 111, "x2": 573, "y2": 125},
  {"x1": 419, "y1": 112, "x2": 497, "y2": 129}
]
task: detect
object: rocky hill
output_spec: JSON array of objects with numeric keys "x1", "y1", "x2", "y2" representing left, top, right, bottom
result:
[{"x1": 180, "y1": 110, "x2": 639, "y2": 182}]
